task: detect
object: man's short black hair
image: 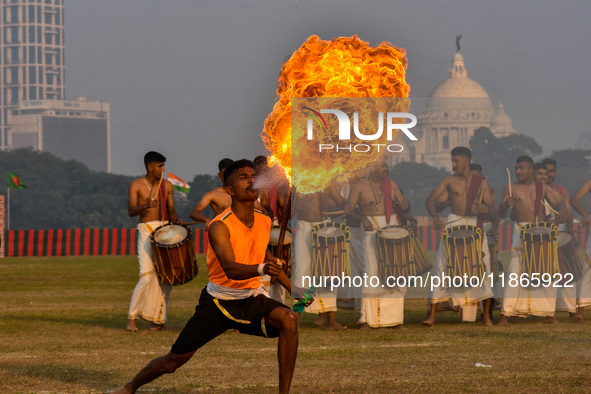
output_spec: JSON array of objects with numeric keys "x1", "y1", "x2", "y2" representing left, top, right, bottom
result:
[
  {"x1": 516, "y1": 155, "x2": 534, "y2": 166},
  {"x1": 218, "y1": 158, "x2": 234, "y2": 172},
  {"x1": 450, "y1": 146, "x2": 471, "y2": 159},
  {"x1": 470, "y1": 163, "x2": 482, "y2": 172},
  {"x1": 223, "y1": 159, "x2": 255, "y2": 185},
  {"x1": 253, "y1": 155, "x2": 268, "y2": 167},
  {"x1": 534, "y1": 162, "x2": 548, "y2": 171},
  {"x1": 144, "y1": 151, "x2": 166, "y2": 169},
  {"x1": 542, "y1": 158, "x2": 557, "y2": 167}
]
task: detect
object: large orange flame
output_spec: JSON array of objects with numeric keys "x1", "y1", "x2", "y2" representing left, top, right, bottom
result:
[{"x1": 261, "y1": 35, "x2": 410, "y2": 194}]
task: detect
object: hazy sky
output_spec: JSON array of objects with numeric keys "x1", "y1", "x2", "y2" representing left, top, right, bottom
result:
[{"x1": 65, "y1": 1, "x2": 591, "y2": 179}]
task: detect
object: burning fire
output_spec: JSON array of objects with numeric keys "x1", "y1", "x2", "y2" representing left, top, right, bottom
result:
[{"x1": 261, "y1": 35, "x2": 410, "y2": 194}]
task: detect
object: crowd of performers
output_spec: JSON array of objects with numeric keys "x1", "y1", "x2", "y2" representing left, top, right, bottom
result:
[
  {"x1": 252, "y1": 146, "x2": 591, "y2": 329},
  {"x1": 126, "y1": 148, "x2": 591, "y2": 334},
  {"x1": 117, "y1": 148, "x2": 591, "y2": 392}
]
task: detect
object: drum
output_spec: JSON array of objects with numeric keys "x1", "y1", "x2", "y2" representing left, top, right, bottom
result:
[
  {"x1": 519, "y1": 222, "x2": 559, "y2": 276},
  {"x1": 311, "y1": 222, "x2": 351, "y2": 277},
  {"x1": 150, "y1": 223, "x2": 198, "y2": 286},
  {"x1": 487, "y1": 234, "x2": 501, "y2": 282},
  {"x1": 557, "y1": 232, "x2": 584, "y2": 282},
  {"x1": 377, "y1": 225, "x2": 414, "y2": 280},
  {"x1": 412, "y1": 237, "x2": 433, "y2": 276},
  {"x1": 443, "y1": 225, "x2": 484, "y2": 279},
  {"x1": 269, "y1": 227, "x2": 292, "y2": 277}
]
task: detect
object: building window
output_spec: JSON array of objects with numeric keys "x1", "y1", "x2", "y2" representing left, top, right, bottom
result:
[
  {"x1": 29, "y1": 45, "x2": 36, "y2": 62},
  {"x1": 443, "y1": 135, "x2": 449, "y2": 149},
  {"x1": 28, "y1": 25, "x2": 35, "y2": 43},
  {"x1": 29, "y1": 66, "x2": 36, "y2": 83}
]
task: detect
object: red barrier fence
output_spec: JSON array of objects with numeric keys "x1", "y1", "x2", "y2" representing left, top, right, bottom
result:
[{"x1": 3, "y1": 225, "x2": 588, "y2": 258}]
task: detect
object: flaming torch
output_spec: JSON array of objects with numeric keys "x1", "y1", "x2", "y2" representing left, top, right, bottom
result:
[
  {"x1": 260, "y1": 35, "x2": 411, "y2": 283},
  {"x1": 261, "y1": 35, "x2": 410, "y2": 193}
]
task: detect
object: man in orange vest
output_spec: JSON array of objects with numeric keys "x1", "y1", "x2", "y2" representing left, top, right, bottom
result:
[{"x1": 114, "y1": 159, "x2": 308, "y2": 394}]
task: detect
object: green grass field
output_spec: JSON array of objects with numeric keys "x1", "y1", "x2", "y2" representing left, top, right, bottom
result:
[{"x1": 1, "y1": 254, "x2": 591, "y2": 393}]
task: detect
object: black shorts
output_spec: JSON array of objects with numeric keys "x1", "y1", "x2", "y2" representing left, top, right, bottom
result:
[{"x1": 171, "y1": 288, "x2": 287, "y2": 355}]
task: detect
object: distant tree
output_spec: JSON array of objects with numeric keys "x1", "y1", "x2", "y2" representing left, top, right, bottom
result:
[
  {"x1": 470, "y1": 127, "x2": 543, "y2": 202},
  {"x1": 0, "y1": 149, "x2": 218, "y2": 230},
  {"x1": 390, "y1": 161, "x2": 451, "y2": 216}
]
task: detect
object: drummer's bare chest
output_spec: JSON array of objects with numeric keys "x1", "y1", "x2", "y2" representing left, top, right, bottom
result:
[{"x1": 513, "y1": 184, "x2": 536, "y2": 205}]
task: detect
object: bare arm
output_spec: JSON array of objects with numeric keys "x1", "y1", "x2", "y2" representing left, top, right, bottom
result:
[
  {"x1": 189, "y1": 192, "x2": 214, "y2": 224},
  {"x1": 346, "y1": 183, "x2": 373, "y2": 231},
  {"x1": 571, "y1": 180, "x2": 591, "y2": 227},
  {"x1": 127, "y1": 181, "x2": 157, "y2": 217},
  {"x1": 544, "y1": 185, "x2": 567, "y2": 221},
  {"x1": 425, "y1": 178, "x2": 449, "y2": 229},
  {"x1": 391, "y1": 180, "x2": 410, "y2": 213},
  {"x1": 497, "y1": 184, "x2": 513, "y2": 218},
  {"x1": 208, "y1": 221, "x2": 282, "y2": 280}
]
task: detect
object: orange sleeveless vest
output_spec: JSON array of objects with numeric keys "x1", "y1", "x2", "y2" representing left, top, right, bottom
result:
[{"x1": 206, "y1": 207, "x2": 271, "y2": 289}]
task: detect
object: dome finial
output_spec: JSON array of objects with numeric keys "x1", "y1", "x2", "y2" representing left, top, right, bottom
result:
[{"x1": 456, "y1": 33, "x2": 462, "y2": 52}]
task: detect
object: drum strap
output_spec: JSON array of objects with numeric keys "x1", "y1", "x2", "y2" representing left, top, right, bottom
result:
[
  {"x1": 534, "y1": 182, "x2": 544, "y2": 220},
  {"x1": 464, "y1": 174, "x2": 483, "y2": 217}
]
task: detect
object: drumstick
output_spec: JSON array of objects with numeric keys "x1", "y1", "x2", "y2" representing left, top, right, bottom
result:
[
  {"x1": 478, "y1": 177, "x2": 488, "y2": 204},
  {"x1": 322, "y1": 210, "x2": 345, "y2": 215},
  {"x1": 271, "y1": 188, "x2": 292, "y2": 285},
  {"x1": 444, "y1": 217, "x2": 466, "y2": 226},
  {"x1": 155, "y1": 169, "x2": 165, "y2": 201},
  {"x1": 506, "y1": 168, "x2": 512, "y2": 197},
  {"x1": 543, "y1": 200, "x2": 559, "y2": 215},
  {"x1": 181, "y1": 221, "x2": 202, "y2": 226}
]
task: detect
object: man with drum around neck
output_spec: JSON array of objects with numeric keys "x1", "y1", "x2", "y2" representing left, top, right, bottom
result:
[
  {"x1": 126, "y1": 151, "x2": 182, "y2": 332},
  {"x1": 347, "y1": 154, "x2": 412, "y2": 329},
  {"x1": 497, "y1": 156, "x2": 565, "y2": 326},
  {"x1": 567, "y1": 178, "x2": 591, "y2": 321},
  {"x1": 292, "y1": 187, "x2": 348, "y2": 330},
  {"x1": 424, "y1": 146, "x2": 495, "y2": 327},
  {"x1": 538, "y1": 160, "x2": 580, "y2": 322}
]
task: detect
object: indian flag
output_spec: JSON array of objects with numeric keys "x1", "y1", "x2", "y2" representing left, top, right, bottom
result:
[{"x1": 168, "y1": 172, "x2": 190, "y2": 194}]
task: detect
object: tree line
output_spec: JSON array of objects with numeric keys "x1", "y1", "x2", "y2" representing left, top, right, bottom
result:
[{"x1": 0, "y1": 149, "x2": 220, "y2": 230}]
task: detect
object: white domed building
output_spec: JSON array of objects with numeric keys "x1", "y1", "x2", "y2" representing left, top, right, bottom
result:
[{"x1": 394, "y1": 49, "x2": 515, "y2": 170}]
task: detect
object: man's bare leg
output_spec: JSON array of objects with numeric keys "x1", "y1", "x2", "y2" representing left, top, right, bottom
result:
[
  {"x1": 149, "y1": 322, "x2": 166, "y2": 331},
  {"x1": 127, "y1": 318, "x2": 138, "y2": 332},
  {"x1": 422, "y1": 302, "x2": 438, "y2": 327},
  {"x1": 497, "y1": 314, "x2": 508, "y2": 326},
  {"x1": 313, "y1": 312, "x2": 326, "y2": 327},
  {"x1": 112, "y1": 351, "x2": 195, "y2": 394},
  {"x1": 481, "y1": 299, "x2": 493, "y2": 327},
  {"x1": 544, "y1": 316, "x2": 559, "y2": 325},
  {"x1": 326, "y1": 311, "x2": 347, "y2": 330},
  {"x1": 265, "y1": 307, "x2": 299, "y2": 394},
  {"x1": 571, "y1": 307, "x2": 583, "y2": 323}
]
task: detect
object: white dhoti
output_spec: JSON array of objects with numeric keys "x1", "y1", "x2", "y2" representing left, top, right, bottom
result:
[
  {"x1": 501, "y1": 223, "x2": 557, "y2": 317},
  {"x1": 292, "y1": 219, "x2": 337, "y2": 314},
  {"x1": 578, "y1": 232, "x2": 591, "y2": 308},
  {"x1": 340, "y1": 225, "x2": 364, "y2": 311},
  {"x1": 358, "y1": 215, "x2": 405, "y2": 328},
  {"x1": 430, "y1": 214, "x2": 494, "y2": 311},
  {"x1": 127, "y1": 221, "x2": 172, "y2": 324}
]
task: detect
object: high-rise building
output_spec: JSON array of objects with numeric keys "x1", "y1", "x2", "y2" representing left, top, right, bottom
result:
[
  {"x1": 9, "y1": 97, "x2": 111, "y2": 172},
  {"x1": 0, "y1": 0, "x2": 65, "y2": 150}
]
